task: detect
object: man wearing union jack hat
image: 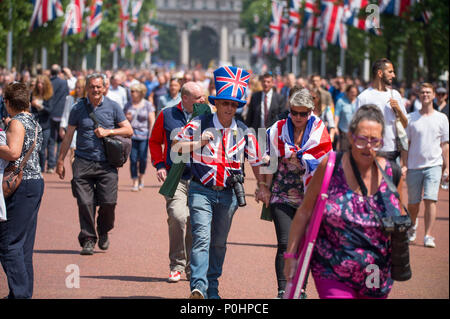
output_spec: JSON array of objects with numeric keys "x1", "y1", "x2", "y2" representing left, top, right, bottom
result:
[{"x1": 172, "y1": 66, "x2": 269, "y2": 299}]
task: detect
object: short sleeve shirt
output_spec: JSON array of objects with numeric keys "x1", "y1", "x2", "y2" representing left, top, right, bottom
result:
[
  {"x1": 68, "y1": 97, "x2": 127, "y2": 162},
  {"x1": 355, "y1": 87, "x2": 407, "y2": 153}
]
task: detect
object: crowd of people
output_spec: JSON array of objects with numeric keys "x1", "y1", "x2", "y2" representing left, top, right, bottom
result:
[{"x1": 0, "y1": 58, "x2": 448, "y2": 299}]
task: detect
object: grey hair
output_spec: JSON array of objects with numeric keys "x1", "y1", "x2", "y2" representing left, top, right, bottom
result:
[
  {"x1": 348, "y1": 104, "x2": 385, "y2": 136},
  {"x1": 86, "y1": 73, "x2": 107, "y2": 87},
  {"x1": 289, "y1": 88, "x2": 314, "y2": 110}
]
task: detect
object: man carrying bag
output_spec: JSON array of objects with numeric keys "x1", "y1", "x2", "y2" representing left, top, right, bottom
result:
[{"x1": 56, "y1": 73, "x2": 133, "y2": 255}]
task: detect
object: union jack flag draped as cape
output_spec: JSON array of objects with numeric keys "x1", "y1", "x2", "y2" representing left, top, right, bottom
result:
[
  {"x1": 61, "y1": 0, "x2": 85, "y2": 37},
  {"x1": 29, "y1": 0, "x2": 64, "y2": 32},
  {"x1": 266, "y1": 115, "x2": 332, "y2": 187},
  {"x1": 86, "y1": 0, "x2": 103, "y2": 39}
]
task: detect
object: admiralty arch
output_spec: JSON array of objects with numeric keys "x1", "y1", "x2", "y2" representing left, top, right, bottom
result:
[{"x1": 155, "y1": 0, "x2": 251, "y2": 69}]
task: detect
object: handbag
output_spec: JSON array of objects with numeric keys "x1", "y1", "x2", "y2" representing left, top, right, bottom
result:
[
  {"x1": 84, "y1": 99, "x2": 131, "y2": 168},
  {"x1": 284, "y1": 151, "x2": 336, "y2": 299},
  {"x1": 2, "y1": 126, "x2": 38, "y2": 198}
]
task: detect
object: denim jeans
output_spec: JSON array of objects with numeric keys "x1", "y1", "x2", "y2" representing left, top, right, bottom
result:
[
  {"x1": 129, "y1": 139, "x2": 148, "y2": 179},
  {"x1": 0, "y1": 179, "x2": 44, "y2": 298},
  {"x1": 188, "y1": 181, "x2": 238, "y2": 299}
]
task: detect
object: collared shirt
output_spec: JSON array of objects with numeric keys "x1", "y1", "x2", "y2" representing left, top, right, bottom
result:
[
  {"x1": 106, "y1": 85, "x2": 128, "y2": 110},
  {"x1": 68, "y1": 96, "x2": 126, "y2": 162},
  {"x1": 175, "y1": 113, "x2": 262, "y2": 187},
  {"x1": 260, "y1": 89, "x2": 273, "y2": 128}
]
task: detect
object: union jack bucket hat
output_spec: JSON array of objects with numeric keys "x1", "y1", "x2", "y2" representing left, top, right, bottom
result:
[{"x1": 208, "y1": 66, "x2": 251, "y2": 108}]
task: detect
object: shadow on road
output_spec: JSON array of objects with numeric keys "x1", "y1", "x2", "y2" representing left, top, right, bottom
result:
[
  {"x1": 100, "y1": 296, "x2": 166, "y2": 299},
  {"x1": 81, "y1": 275, "x2": 167, "y2": 283},
  {"x1": 34, "y1": 249, "x2": 81, "y2": 255},
  {"x1": 228, "y1": 242, "x2": 276, "y2": 248}
]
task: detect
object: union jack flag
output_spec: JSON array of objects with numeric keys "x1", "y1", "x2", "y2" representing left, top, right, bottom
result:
[
  {"x1": 214, "y1": 66, "x2": 251, "y2": 100},
  {"x1": 175, "y1": 115, "x2": 262, "y2": 188},
  {"x1": 118, "y1": 0, "x2": 130, "y2": 48},
  {"x1": 302, "y1": 0, "x2": 322, "y2": 49},
  {"x1": 61, "y1": 0, "x2": 85, "y2": 37},
  {"x1": 266, "y1": 114, "x2": 332, "y2": 187},
  {"x1": 251, "y1": 36, "x2": 263, "y2": 57},
  {"x1": 86, "y1": 0, "x2": 103, "y2": 39},
  {"x1": 286, "y1": 0, "x2": 302, "y2": 55},
  {"x1": 29, "y1": 0, "x2": 64, "y2": 32},
  {"x1": 343, "y1": 0, "x2": 382, "y2": 35},
  {"x1": 320, "y1": 0, "x2": 348, "y2": 50},
  {"x1": 378, "y1": 0, "x2": 414, "y2": 16},
  {"x1": 269, "y1": 0, "x2": 285, "y2": 58},
  {"x1": 131, "y1": 0, "x2": 143, "y2": 26}
]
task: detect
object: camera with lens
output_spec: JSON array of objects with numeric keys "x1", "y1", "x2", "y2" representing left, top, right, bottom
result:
[
  {"x1": 228, "y1": 173, "x2": 246, "y2": 207},
  {"x1": 381, "y1": 215, "x2": 412, "y2": 281}
]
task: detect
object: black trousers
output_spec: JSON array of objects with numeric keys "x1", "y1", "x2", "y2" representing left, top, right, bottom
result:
[
  {"x1": 270, "y1": 203, "x2": 297, "y2": 292},
  {"x1": 71, "y1": 156, "x2": 118, "y2": 246}
]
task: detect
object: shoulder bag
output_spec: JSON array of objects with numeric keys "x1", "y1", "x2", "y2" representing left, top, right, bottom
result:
[
  {"x1": 3, "y1": 125, "x2": 38, "y2": 198},
  {"x1": 84, "y1": 99, "x2": 131, "y2": 168}
]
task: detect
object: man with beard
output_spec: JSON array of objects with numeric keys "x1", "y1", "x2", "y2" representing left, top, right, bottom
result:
[{"x1": 355, "y1": 58, "x2": 408, "y2": 163}]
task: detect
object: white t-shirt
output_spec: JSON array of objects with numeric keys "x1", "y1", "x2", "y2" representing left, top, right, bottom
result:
[
  {"x1": 356, "y1": 87, "x2": 407, "y2": 152},
  {"x1": 106, "y1": 85, "x2": 128, "y2": 110},
  {"x1": 406, "y1": 110, "x2": 449, "y2": 169}
]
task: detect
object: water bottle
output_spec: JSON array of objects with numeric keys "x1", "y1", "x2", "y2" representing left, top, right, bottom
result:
[{"x1": 441, "y1": 173, "x2": 449, "y2": 190}]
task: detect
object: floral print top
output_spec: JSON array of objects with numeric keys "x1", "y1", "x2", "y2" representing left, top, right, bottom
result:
[
  {"x1": 270, "y1": 157, "x2": 306, "y2": 209},
  {"x1": 310, "y1": 160, "x2": 400, "y2": 298},
  {"x1": 6, "y1": 113, "x2": 43, "y2": 180}
]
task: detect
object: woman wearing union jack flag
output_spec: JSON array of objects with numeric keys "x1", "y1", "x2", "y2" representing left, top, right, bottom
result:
[{"x1": 256, "y1": 86, "x2": 332, "y2": 298}]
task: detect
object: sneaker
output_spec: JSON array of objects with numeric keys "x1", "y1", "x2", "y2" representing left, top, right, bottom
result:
[
  {"x1": 138, "y1": 182, "x2": 144, "y2": 190},
  {"x1": 47, "y1": 168, "x2": 55, "y2": 174},
  {"x1": 98, "y1": 234, "x2": 109, "y2": 250},
  {"x1": 189, "y1": 288, "x2": 204, "y2": 299},
  {"x1": 408, "y1": 219, "x2": 419, "y2": 242},
  {"x1": 275, "y1": 290, "x2": 285, "y2": 299},
  {"x1": 80, "y1": 240, "x2": 95, "y2": 255},
  {"x1": 168, "y1": 271, "x2": 181, "y2": 283},
  {"x1": 131, "y1": 185, "x2": 139, "y2": 192},
  {"x1": 424, "y1": 235, "x2": 436, "y2": 248}
]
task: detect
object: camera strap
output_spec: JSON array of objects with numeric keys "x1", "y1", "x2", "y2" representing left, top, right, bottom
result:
[
  {"x1": 349, "y1": 152, "x2": 409, "y2": 217},
  {"x1": 349, "y1": 152, "x2": 368, "y2": 197}
]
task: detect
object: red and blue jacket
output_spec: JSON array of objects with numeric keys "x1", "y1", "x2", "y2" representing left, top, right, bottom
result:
[{"x1": 149, "y1": 102, "x2": 192, "y2": 180}]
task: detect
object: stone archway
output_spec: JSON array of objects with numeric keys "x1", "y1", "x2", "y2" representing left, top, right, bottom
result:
[{"x1": 155, "y1": 0, "x2": 250, "y2": 69}]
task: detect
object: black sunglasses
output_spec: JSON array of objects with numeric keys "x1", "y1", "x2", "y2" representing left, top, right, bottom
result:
[{"x1": 290, "y1": 110, "x2": 310, "y2": 118}]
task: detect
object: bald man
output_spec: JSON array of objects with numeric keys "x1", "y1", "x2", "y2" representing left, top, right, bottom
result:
[{"x1": 149, "y1": 82, "x2": 206, "y2": 283}]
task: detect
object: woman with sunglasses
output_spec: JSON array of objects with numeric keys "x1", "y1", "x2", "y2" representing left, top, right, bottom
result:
[
  {"x1": 284, "y1": 104, "x2": 406, "y2": 299},
  {"x1": 256, "y1": 87, "x2": 332, "y2": 298}
]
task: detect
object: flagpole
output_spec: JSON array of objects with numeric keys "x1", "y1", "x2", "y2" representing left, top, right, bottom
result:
[
  {"x1": 320, "y1": 50, "x2": 326, "y2": 78},
  {"x1": 307, "y1": 49, "x2": 313, "y2": 76},
  {"x1": 113, "y1": 48, "x2": 119, "y2": 70},
  {"x1": 363, "y1": 36, "x2": 370, "y2": 83},
  {"x1": 96, "y1": 43, "x2": 102, "y2": 71},
  {"x1": 63, "y1": 41, "x2": 69, "y2": 68},
  {"x1": 339, "y1": 47, "x2": 345, "y2": 76},
  {"x1": 6, "y1": 0, "x2": 13, "y2": 70},
  {"x1": 42, "y1": 47, "x2": 48, "y2": 70}
]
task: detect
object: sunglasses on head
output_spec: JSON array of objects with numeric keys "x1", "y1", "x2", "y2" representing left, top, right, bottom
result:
[{"x1": 290, "y1": 110, "x2": 310, "y2": 118}]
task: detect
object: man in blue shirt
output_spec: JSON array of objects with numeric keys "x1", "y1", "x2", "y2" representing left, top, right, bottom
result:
[{"x1": 56, "y1": 74, "x2": 133, "y2": 255}]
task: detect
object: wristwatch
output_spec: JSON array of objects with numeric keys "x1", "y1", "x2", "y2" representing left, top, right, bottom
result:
[{"x1": 109, "y1": 129, "x2": 114, "y2": 136}]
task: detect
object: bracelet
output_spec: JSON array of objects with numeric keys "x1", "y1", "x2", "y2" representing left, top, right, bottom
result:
[
  {"x1": 283, "y1": 252, "x2": 298, "y2": 259},
  {"x1": 258, "y1": 181, "x2": 268, "y2": 187}
]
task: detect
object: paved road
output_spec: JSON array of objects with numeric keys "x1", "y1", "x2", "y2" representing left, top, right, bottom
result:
[{"x1": 1, "y1": 160, "x2": 448, "y2": 299}]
